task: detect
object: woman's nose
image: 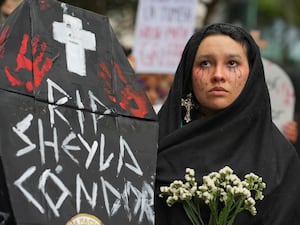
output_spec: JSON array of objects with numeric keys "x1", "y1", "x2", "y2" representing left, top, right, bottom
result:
[{"x1": 212, "y1": 65, "x2": 225, "y2": 82}]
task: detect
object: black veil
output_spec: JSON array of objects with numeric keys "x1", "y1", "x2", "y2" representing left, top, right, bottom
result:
[{"x1": 155, "y1": 23, "x2": 300, "y2": 225}]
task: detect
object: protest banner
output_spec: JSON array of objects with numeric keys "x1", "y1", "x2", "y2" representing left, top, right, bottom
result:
[{"x1": 133, "y1": 0, "x2": 197, "y2": 74}]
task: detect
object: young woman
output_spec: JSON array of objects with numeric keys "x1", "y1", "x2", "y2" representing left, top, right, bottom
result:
[{"x1": 155, "y1": 23, "x2": 300, "y2": 225}]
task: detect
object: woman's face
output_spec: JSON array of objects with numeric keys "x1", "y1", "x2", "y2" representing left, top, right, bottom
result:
[{"x1": 192, "y1": 34, "x2": 250, "y2": 116}]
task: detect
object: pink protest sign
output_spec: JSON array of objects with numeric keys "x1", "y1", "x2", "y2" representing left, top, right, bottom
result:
[{"x1": 133, "y1": 0, "x2": 197, "y2": 74}]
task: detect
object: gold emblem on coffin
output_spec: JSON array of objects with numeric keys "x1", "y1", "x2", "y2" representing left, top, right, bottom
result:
[{"x1": 66, "y1": 213, "x2": 104, "y2": 225}]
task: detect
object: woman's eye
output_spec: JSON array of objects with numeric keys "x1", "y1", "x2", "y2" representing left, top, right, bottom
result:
[
  {"x1": 228, "y1": 60, "x2": 237, "y2": 67},
  {"x1": 200, "y1": 61, "x2": 211, "y2": 67}
]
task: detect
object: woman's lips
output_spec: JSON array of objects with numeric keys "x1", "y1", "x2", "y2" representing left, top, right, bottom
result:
[{"x1": 209, "y1": 87, "x2": 228, "y2": 96}]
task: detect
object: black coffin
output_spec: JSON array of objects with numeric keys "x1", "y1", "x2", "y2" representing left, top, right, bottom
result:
[{"x1": 0, "y1": 0, "x2": 158, "y2": 225}]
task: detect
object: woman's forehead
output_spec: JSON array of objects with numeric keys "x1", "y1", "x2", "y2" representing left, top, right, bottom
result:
[{"x1": 196, "y1": 35, "x2": 248, "y2": 56}]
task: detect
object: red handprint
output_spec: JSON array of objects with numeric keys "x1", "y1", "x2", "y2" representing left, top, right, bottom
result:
[
  {"x1": 98, "y1": 62, "x2": 117, "y2": 103},
  {"x1": 98, "y1": 61, "x2": 149, "y2": 118},
  {"x1": 4, "y1": 33, "x2": 53, "y2": 92}
]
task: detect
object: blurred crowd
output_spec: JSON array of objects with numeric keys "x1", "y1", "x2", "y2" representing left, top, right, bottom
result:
[
  {"x1": 137, "y1": 73, "x2": 173, "y2": 113},
  {"x1": 124, "y1": 47, "x2": 174, "y2": 113}
]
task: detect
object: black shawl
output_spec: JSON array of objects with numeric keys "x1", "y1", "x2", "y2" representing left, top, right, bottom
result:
[{"x1": 155, "y1": 23, "x2": 300, "y2": 225}]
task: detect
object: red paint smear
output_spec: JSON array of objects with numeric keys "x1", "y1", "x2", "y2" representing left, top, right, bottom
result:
[
  {"x1": 32, "y1": 34, "x2": 39, "y2": 55},
  {"x1": 4, "y1": 66, "x2": 23, "y2": 87},
  {"x1": 98, "y1": 61, "x2": 149, "y2": 118},
  {"x1": 98, "y1": 62, "x2": 116, "y2": 103},
  {"x1": 4, "y1": 34, "x2": 53, "y2": 92},
  {"x1": 16, "y1": 34, "x2": 32, "y2": 72},
  {"x1": 32, "y1": 41, "x2": 53, "y2": 90},
  {"x1": 113, "y1": 62, "x2": 149, "y2": 118},
  {"x1": 0, "y1": 25, "x2": 9, "y2": 58}
]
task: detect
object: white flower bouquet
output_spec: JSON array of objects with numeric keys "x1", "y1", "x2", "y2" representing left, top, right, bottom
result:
[{"x1": 159, "y1": 166, "x2": 266, "y2": 225}]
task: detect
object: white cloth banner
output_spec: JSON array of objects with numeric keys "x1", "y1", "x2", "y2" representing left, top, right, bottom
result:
[
  {"x1": 133, "y1": 0, "x2": 197, "y2": 74},
  {"x1": 263, "y1": 58, "x2": 295, "y2": 131}
]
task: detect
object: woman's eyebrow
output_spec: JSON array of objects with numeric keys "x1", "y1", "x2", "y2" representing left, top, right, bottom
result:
[
  {"x1": 195, "y1": 55, "x2": 211, "y2": 60},
  {"x1": 227, "y1": 54, "x2": 242, "y2": 59},
  {"x1": 195, "y1": 54, "x2": 242, "y2": 60}
]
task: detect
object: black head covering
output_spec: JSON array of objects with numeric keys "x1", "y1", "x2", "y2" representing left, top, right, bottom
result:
[{"x1": 155, "y1": 23, "x2": 300, "y2": 225}]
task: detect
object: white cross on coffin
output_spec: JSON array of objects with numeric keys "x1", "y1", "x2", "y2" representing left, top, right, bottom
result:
[{"x1": 53, "y1": 14, "x2": 96, "y2": 76}]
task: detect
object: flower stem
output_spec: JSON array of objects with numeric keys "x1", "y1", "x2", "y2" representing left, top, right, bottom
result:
[
  {"x1": 227, "y1": 199, "x2": 244, "y2": 225},
  {"x1": 183, "y1": 201, "x2": 205, "y2": 225}
]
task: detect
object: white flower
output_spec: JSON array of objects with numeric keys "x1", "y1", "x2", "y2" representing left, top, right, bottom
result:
[
  {"x1": 245, "y1": 197, "x2": 255, "y2": 206},
  {"x1": 160, "y1": 186, "x2": 169, "y2": 193},
  {"x1": 202, "y1": 191, "x2": 213, "y2": 204},
  {"x1": 186, "y1": 168, "x2": 195, "y2": 177},
  {"x1": 219, "y1": 166, "x2": 233, "y2": 175},
  {"x1": 160, "y1": 166, "x2": 266, "y2": 225}
]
